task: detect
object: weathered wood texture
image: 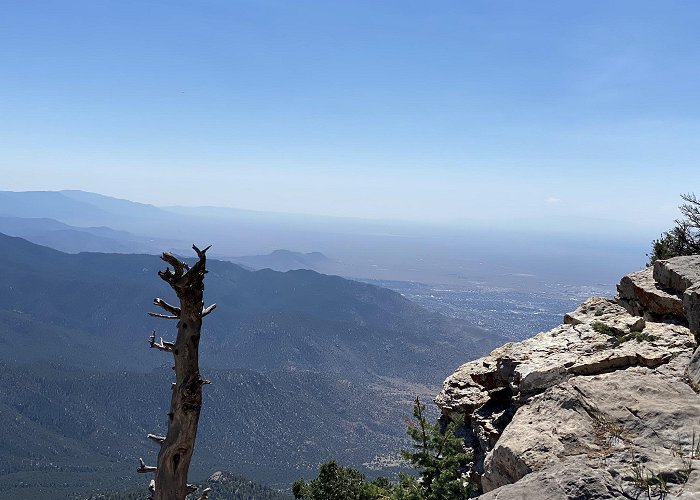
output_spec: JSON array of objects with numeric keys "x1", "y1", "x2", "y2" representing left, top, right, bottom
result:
[{"x1": 141, "y1": 245, "x2": 215, "y2": 500}]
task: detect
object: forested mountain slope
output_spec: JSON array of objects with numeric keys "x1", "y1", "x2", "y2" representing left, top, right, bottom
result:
[
  {"x1": 0, "y1": 232, "x2": 494, "y2": 381},
  {"x1": 0, "y1": 233, "x2": 501, "y2": 498}
]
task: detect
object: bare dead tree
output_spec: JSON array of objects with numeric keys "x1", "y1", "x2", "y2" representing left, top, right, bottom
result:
[
  {"x1": 138, "y1": 245, "x2": 216, "y2": 499},
  {"x1": 679, "y1": 192, "x2": 700, "y2": 229}
]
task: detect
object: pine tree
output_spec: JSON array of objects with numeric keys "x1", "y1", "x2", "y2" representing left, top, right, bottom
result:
[
  {"x1": 292, "y1": 460, "x2": 392, "y2": 500},
  {"x1": 291, "y1": 397, "x2": 475, "y2": 499},
  {"x1": 399, "y1": 397, "x2": 475, "y2": 500}
]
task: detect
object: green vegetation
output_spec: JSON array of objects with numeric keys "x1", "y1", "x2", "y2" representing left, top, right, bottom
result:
[
  {"x1": 0, "y1": 361, "x2": 426, "y2": 497},
  {"x1": 649, "y1": 193, "x2": 700, "y2": 264},
  {"x1": 292, "y1": 461, "x2": 392, "y2": 500},
  {"x1": 293, "y1": 398, "x2": 476, "y2": 500},
  {"x1": 88, "y1": 471, "x2": 293, "y2": 500},
  {"x1": 398, "y1": 398, "x2": 474, "y2": 499},
  {"x1": 672, "y1": 431, "x2": 700, "y2": 486},
  {"x1": 629, "y1": 455, "x2": 669, "y2": 499},
  {"x1": 623, "y1": 331, "x2": 657, "y2": 343},
  {"x1": 591, "y1": 321, "x2": 656, "y2": 343},
  {"x1": 591, "y1": 321, "x2": 616, "y2": 336}
]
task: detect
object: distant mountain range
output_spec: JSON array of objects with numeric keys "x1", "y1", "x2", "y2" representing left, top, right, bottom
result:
[
  {"x1": 230, "y1": 249, "x2": 336, "y2": 272},
  {"x1": 0, "y1": 232, "x2": 500, "y2": 498},
  {"x1": 0, "y1": 189, "x2": 646, "y2": 286},
  {"x1": 0, "y1": 216, "x2": 168, "y2": 255}
]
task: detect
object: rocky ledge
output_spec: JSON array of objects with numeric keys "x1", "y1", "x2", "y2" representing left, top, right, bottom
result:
[{"x1": 436, "y1": 256, "x2": 700, "y2": 499}]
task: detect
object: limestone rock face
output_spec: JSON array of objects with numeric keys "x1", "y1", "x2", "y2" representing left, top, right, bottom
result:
[
  {"x1": 478, "y1": 459, "x2": 624, "y2": 500},
  {"x1": 654, "y1": 255, "x2": 700, "y2": 293},
  {"x1": 653, "y1": 256, "x2": 700, "y2": 341},
  {"x1": 436, "y1": 257, "x2": 700, "y2": 499},
  {"x1": 615, "y1": 256, "x2": 700, "y2": 342},
  {"x1": 617, "y1": 267, "x2": 685, "y2": 318},
  {"x1": 437, "y1": 297, "x2": 693, "y2": 417}
]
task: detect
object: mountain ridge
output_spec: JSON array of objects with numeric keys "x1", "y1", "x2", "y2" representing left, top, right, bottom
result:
[
  {"x1": 0, "y1": 231, "x2": 496, "y2": 380},
  {"x1": 0, "y1": 232, "x2": 501, "y2": 498}
]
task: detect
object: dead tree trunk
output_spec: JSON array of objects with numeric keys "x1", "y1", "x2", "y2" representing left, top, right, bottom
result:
[{"x1": 138, "y1": 245, "x2": 216, "y2": 500}]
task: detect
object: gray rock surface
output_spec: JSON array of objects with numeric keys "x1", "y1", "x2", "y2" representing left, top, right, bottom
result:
[
  {"x1": 652, "y1": 256, "x2": 700, "y2": 341},
  {"x1": 654, "y1": 255, "x2": 700, "y2": 293},
  {"x1": 481, "y1": 357, "x2": 700, "y2": 496},
  {"x1": 617, "y1": 266, "x2": 685, "y2": 318},
  {"x1": 478, "y1": 459, "x2": 624, "y2": 500},
  {"x1": 689, "y1": 346, "x2": 700, "y2": 391},
  {"x1": 437, "y1": 260, "x2": 700, "y2": 499},
  {"x1": 437, "y1": 298, "x2": 693, "y2": 417},
  {"x1": 686, "y1": 285, "x2": 700, "y2": 342}
]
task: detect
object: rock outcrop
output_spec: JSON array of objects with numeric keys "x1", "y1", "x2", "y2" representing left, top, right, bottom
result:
[
  {"x1": 436, "y1": 256, "x2": 700, "y2": 499},
  {"x1": 617, "y1": 256, "x2": 700, "y2": 342}
]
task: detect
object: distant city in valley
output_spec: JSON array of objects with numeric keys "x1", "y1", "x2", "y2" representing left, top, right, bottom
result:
[{"x1": 365, "y1": 280, "x2": 614, "y2": 342}]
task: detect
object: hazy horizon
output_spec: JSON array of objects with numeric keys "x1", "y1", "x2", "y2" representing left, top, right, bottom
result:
[
  {"x1": 0, "y1": 187, "x2": 677, "y2": 241},
  {"x1": 0, "y1": 188, "x2": 650, "y2": 289}
]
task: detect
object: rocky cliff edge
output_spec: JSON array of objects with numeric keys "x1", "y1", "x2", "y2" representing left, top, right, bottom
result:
[{"x1": 436, "y1": 256, "x2": 700, "y2": 499}]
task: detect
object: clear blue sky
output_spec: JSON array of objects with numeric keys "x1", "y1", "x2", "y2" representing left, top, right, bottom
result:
[{"x1": 1, "y1": 0, "x2": 699, "y2": 231}]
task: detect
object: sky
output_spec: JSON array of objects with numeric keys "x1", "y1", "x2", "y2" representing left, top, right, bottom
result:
[{"x1": 1, "y1": 0, "x2": 699, "y2": 232}]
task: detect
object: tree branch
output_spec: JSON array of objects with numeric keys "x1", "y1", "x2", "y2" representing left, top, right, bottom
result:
[
  {"x1": 183, "y1": 244, "x2": 210, "y2": 282},
  {"x1": 153, "y1": 298, "x2": 181, "y2": 316},
  {"x1": 147, "y1": 433, "x2": 166, "y2": 444},
  {"x1": 138, "y1": 458, "x2": 158, "y2": 473},
  {"x1": 198, "y1": 487, "x2": 212, "y2": 499},
  {"x1": 161, "y1": 252, "x2": 186, "y2": 278},
  {"x1": 192, "y1": 244, "x2": 211, "y2": 259},
  {"x1": 148, "y1": 331, "x2": 174, "y2": 352},
  {"x1": 148, "y1": 312, "x2": 179, "y2": 320},
  {"x1": 202, "y1": 304, "x2": 217, "y2": 317}
]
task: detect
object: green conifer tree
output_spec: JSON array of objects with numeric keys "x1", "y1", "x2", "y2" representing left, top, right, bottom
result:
[
  {"x1": 291, "y1": 397, "x2": 476, "y2": 500},
  {"x1": 292, "y1": 460, "x2": 392, "y2": 500},
  {"x1": 398, "y1": 397, "x2": 475, "y2": 500}
]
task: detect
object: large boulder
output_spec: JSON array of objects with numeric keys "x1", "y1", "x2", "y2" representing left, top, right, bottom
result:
[
  {"x1": 481, "y1": 355, "x2": 700, "y2": 496},
  {"x1": 437, "y1": 297, "x2": 693, "y2": 418},
  {"x1": 478, "y1": 459, "x2": 624, "y2": 500},
  {"x1": 436, "y1": 280, "x2": 700, "y2": 498},
  {"x1": 617, "y1": 267, "x2": 685, "y2": 318},
  {"x1": 616, "y1": 255, "x2": 700, "y2": 343},
  {"x1": 653, "y1": 256, "x2": 700, "y2": 341},
  {"x1": 654, "y1": 255, "x2": 700, "y2": 293}
]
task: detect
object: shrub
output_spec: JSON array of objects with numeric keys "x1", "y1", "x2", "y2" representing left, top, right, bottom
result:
[{"x1": 649, "y1": 193, "x2": 700, "y2": 264}]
